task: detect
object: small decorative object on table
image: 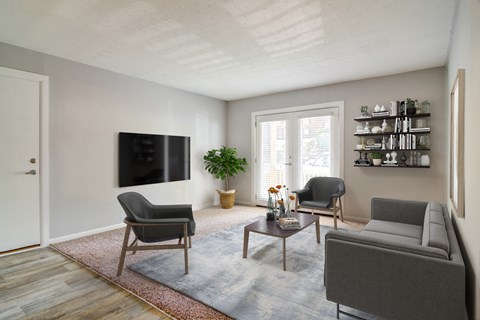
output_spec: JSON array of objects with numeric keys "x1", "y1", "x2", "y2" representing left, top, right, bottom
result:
[
  {"x1": 267, "y1": 185, "x2": 296, "y2": 220},
  {"x1": 266, "y1": 186, "x2": 282, "y2": 221},
  {"x1": 266, "y1": 195, "x2": 276, "y2": 221},
  {"x1": 277, "y1": 199, "x2": 287, "y2": 219},
  {"x1": 277, "y1": 217, "x2": 301, "y2": 230}
]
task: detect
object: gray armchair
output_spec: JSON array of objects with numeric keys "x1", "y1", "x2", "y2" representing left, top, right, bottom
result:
[
  {"x1": 116, "y1": 192, "x2": 196, "y2": 276},
  {"x1": 293, "y1": 177, "x2": 345, "y2": 229}
]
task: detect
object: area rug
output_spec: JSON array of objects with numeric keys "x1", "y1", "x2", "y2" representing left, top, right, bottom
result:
[
  {"x1": 128, "y1": 220, "x2": 375, "y2": 320},
  {"x1": 51, "y1": 205, "x2": 368, "y2": 320}
]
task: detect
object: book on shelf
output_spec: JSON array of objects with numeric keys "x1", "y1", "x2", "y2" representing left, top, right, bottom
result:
[
  {"x1": 381, "y1": 163, "x2": 398, "y2": 167},
  {"x1": 371, "y1": 112, "x2": 389, "y2": 117},
  {"x1": 410, "y1": 127, "x2": 431, "y2": 133}
]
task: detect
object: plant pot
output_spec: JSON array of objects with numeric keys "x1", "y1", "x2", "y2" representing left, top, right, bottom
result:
[
  {"x1": 372, "y1": 159, "x2": 382, "y2": 166},
  {"x1": 217, "y1": 189, "x2": 235, "y2": 209}
]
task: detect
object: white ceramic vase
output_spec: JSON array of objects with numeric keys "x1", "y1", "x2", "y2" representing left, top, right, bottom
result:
[
  {"x1": 421, "y1": 155, "x2": 430, "y2": 166},
  {"x1": 373, "y1": 159, "x2": 382, "y2": 166}
]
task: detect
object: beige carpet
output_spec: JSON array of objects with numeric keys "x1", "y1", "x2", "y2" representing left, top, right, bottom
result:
[{"x1": 51, "y1": 205, "x2": 364, "y2": 320}]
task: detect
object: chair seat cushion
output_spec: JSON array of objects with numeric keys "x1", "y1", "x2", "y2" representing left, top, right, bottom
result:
[
  {"x1": 360, "y1": 230, "x2": 422, "y2": 245},
  {"x1": 364, "y1": 220, "x2": 423, "y2": 239},
  {"x1": 300, "y1": 200, "x2": 330, "y2": 209}
]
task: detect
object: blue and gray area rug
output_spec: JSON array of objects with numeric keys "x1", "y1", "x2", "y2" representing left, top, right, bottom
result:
[{"x1": 128, "y1": 219, "x2": 375, "y2": 320}]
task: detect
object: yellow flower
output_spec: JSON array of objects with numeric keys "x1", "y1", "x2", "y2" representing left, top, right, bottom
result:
[
  {"x1": 276, "y1": 185, "x2": 282, "y2": 190},
  {"x1": 278, "y1": 199, "x2": 284, "y2": 205},
  {"x1": 289, "y1": 195, "x2": 295, "y2": 201}
]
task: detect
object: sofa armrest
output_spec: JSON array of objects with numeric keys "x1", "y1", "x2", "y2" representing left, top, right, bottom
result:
[
  {"x1": 325, "y1": 230, "x2": 465, "y2": 320},
  {"x1": 371, "y1": 197, "x2": 428, "y2": 226}
]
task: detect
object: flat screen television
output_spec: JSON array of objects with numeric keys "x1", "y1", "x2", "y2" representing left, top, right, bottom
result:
[{"x1": 119, "y1": 132, "x2": 190, "y2": 187}]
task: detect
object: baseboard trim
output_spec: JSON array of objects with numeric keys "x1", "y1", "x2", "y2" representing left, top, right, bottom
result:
[
  {"x1": 49, "y1": 223, "x2": 125, "y2": 244},
  {"x1": 235, "y1": 200, "x2": 256, "y2": 206},
  {"x1": 343, "y1": 215, "x2": 370, "y2": 223}
]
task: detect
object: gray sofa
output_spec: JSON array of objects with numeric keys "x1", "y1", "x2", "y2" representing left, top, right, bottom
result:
[{"x1": 325, "y1": 198, "x2": 465, "y2": 320}]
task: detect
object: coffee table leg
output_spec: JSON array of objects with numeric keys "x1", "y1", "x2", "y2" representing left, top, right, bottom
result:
[
  {"x1": 315, "y1": 220, "x2": 320, "y2": 244},
  {"x1": 243, "y1": 229, "x2": 249, "y2": 258},
  {"x1": 282, "y1": 238, "x2": 286, "y2": 271}
]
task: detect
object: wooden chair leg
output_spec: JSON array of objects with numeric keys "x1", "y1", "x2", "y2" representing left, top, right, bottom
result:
[
  {"x1": 339, "y1": 197, "x2": 344, "y2": 222},
  {"x1": 117, "y1": 225, "x2": 132, "y2": 277},
  {"x1": 189, "y1": 236, "x2": 192, "y2": 248},
  {"x1": 183, "y1": 223, "x2": 189, "y2": 274},
  {"x1": 333, "y1": 198, "x2": 338, "y2": 230},
  {"x1": 131, "y1": 238, "x2": 138, "y2": 254}
]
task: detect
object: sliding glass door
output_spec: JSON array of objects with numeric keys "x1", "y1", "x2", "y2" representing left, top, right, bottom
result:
[{"x1": 255, "y1": 107, "x2": 340, "y2": 205}]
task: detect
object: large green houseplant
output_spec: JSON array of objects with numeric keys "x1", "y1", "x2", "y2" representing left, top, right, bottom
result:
[{"x1": 203, "y1": 146, "x2": 248, "y2": 209}]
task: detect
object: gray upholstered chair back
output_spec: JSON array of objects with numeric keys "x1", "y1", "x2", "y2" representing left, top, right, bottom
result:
[
  {"x1": 117, "y1": 192, "x2": 195, "y2": 243},
  {"x1": 117, "y1": 192, "x2": 154, "y2": 221},
  {"x1": 306, "y1": 177, "x2": 345, "y2": 207}
]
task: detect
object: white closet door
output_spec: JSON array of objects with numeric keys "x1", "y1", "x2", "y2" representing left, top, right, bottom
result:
[{"x1": 0, "y1": 74, "x2": 40, "y2": 252}]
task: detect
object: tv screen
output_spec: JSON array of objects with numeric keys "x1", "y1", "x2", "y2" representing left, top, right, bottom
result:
[{"x1": 119, "y1": 132, "x2": 190, "y2": 187}]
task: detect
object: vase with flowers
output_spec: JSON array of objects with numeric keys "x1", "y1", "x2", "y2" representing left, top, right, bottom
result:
[
  {"x1": 266, "y1": 186, "x2": 281, "y2": 221},
  {"x1": 266, "y1": 185, "x2": 295, "y2": 220}
]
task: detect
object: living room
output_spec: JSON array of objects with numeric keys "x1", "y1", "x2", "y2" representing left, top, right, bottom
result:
[{"x1": 0, "y1": 0, "x2": 479, "y2": 319}]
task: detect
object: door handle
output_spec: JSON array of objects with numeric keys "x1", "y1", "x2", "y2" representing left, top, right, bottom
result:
[
  {"x1": 25, "y1": 169, "x2": 37, "y2": 175},
  {"x1": 284, "y1": 162, "x2": 292, "y2": 166}
]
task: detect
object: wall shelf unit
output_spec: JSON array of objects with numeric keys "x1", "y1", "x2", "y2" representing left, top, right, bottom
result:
[{"x1": 353, "y1": 108, "x2": 431, "y2": 168}]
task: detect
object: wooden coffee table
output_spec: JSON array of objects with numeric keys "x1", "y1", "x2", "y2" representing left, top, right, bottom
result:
[{"x1": 242, "y1": 212, "x2": 320, "y2": 271}]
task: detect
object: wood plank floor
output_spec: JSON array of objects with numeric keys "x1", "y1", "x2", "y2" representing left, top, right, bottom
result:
[{"x1": 0, "y1": 248, "x2": 172, "y2": 320}]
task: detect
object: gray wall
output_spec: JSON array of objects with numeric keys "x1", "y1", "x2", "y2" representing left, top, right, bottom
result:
[
  {"x1": 447, "y1": 0, "x2": 480, "y2": 318},
  {"x1": 0, "y1": 42, "x2": 227, "y2": 239},
  {"x1": 228, "y1": 67, "x2": 446, "y2": 222}
]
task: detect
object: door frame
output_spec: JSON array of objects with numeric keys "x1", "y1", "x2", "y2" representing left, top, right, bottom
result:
[
  {"x1": 250, "y1": 101, "x2": 344, "y2": 205},
  {"x1": 0, "y1": 66, "x2": 50, "y2": 249}
]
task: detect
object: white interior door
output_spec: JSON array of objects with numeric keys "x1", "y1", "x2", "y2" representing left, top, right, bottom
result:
[
  {"x1": 255, "y1": 107, "x2": 341, "y2": 205},
  {"x1": 0, "y1": 74, "x2": 41, "y2": 252}
]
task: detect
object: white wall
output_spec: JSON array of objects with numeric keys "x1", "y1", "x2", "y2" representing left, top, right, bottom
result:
[
  {"x1": 0, "y1": 42, "x2": 227, "y2": 239},
  {"x1": 447, "y1": 0, "x2": 480, "y2": 318},
  {"x1": 228, "y1": 67, "x2": 446, "y2": 222}
]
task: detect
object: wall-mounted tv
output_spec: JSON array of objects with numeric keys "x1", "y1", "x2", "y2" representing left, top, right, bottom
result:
[{"x1": 119, "y1": 132, "x2": 190, "y2": 187}]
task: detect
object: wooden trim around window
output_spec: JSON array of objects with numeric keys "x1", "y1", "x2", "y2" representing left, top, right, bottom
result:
[{"x1": 449, "y1": 68, "x2": 465, "y2": 218}]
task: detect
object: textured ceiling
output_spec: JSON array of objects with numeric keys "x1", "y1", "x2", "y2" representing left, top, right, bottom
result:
[{"x1": 0, "y1": 0, "x2": 457, "y2": 101}]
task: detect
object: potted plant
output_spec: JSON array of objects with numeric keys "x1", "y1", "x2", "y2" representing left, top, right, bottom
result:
[
  {"x1": 203, "y1": 146, "x2": 248, "y2": 209},
  {"x1": 406, "y1": 98, "x2": 418, "y2": 115},
  {"x1": 360, "y1": 105, "x2": 369, "y2": 117},
  {"x1": 369, "y1": 152, "x2": 383, "y2": 166}
]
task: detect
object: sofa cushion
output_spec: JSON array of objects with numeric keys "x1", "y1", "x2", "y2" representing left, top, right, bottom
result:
[
  {"x1": 422, "y1": 202, "x2": 450, "y2": 254},
  {"x1": 361, "y1": 230, "x2": 422, "y2": 245},
  {"x1": 363, "y1": 220, "x2": 423, "y2": 240}
]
